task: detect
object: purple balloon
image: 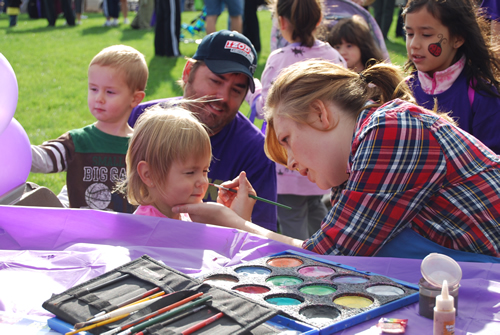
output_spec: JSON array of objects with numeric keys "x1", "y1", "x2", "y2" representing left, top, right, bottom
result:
[
  {"x1": 0, "y1": 53, "x2": 18, "y2": 136},
  {"x1": 0, "y1": 118, "x2": 31, "y2": 197}
]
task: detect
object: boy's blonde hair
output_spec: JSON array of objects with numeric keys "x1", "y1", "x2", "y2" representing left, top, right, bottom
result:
[
  {"x1": 122, "y1": 101, "x2": 212, "y2": 206},
  {"x1": 90, "y1": 45, "x2": 149, "y2": 92},
  {"x1": 264, "y1": 60, "x2": 415, "y2": 166}
]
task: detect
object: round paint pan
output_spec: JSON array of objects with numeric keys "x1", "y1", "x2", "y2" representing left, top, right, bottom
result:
[
  {"x1": 366, "y1": 284, "x2": 405, "y2": 296},
  {"x1": 266, "y1": 275, "x2": 303, "y2": 287},
  {"x1": 265, "y1": 294, "x2": 303, "y2": 306},
  {"x1": 266, "y1": 257, "x2": 303, "y2": 268},
  {"x1": 233, "y1": 285, "x2": 271, "y2": 294},
  {"x1": 299, "y1": 284, "x2": 337, "y2": 296},
  {"x1": 299, "y1": 305, "x2": 341, "y2": 322},
  {"x1": 234, "y1": 266, "x2": 272, "y2": 276},
  {"x1": 298, "y1": 265, "x2": 336, "y2": 278},
  {"x1": 203, "y1": 274, "x2": 239, "y2": 283},
  {"x1": 333, "y1": 294, "x2": 373, "y2": 308},
  {"x1": 332, "y1": 275, "x2": 369, "y2": 284}
]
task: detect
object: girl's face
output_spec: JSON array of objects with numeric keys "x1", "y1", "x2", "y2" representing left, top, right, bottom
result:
[
  {"x1": 405, "y1": 7, "x2": 464, "y2": 77},
  {"x1": 333, "y1": 40, "x2": 363, "y2": 72},
  {"x1": 273, "y1": 101, "x2": 355, "y2": 190},
  {"x1": 154, "y1": 154, "x2": 210, "y2": 218}
]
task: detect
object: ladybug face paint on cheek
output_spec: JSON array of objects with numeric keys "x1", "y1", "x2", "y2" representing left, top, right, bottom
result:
[{"x1": 428, "y1": 34, "x2": 447, "y2": 57}]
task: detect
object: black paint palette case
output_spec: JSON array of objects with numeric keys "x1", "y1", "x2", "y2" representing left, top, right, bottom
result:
[{"x1": 42, "y1": 255, "x2": 281, "y2": 335}]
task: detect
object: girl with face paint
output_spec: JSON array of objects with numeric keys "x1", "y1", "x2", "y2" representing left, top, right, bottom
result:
[{"x1": 403, "y1": 0, "x2": 500, "y2": 154}]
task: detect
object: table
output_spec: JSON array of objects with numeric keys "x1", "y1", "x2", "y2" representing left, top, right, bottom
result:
[{"x1": 1, "y1": 205, "x2": 499, "y2": 334}]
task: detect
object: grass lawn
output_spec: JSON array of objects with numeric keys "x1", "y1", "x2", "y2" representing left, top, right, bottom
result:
[{"x1": 0, "y1": 8, "x2": 408, "y2": 195}]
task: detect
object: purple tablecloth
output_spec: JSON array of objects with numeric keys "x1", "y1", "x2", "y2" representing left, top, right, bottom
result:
[{"x1": 0, "y1": 205, "x2": 499, "y2": 334}]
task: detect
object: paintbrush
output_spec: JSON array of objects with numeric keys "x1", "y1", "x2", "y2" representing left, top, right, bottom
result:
[
  {"x1": 209, "y1": 183, "x2": 292, "y2": 210},
  {"x1": 116, "y1": 295, "x2": 212, "y2": 335},
  {"x1": 86, "y1": 287, "x2": 163, "y2": 320},
  {"x1": 99, "y1": 292, "x2": 205, "y2": 335},
  {"x1": 65, "y1": 313, "x2": 132, "y2": 335},
  {"x1": 74, "y1": 294, "x2": 166, "y2": 328}
]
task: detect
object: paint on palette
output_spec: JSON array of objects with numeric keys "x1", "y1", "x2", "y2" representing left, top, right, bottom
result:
[
  {"x1": 366, "y1": 285, "x2": 405, "y2": 296},
  {"x1": 299, "y1": 285, "x2": 337, "y2": 296},
  {"x1": 333, "y1": 295, "x2": 373, "y2": 308},
  {"x1": 266, "y1": 276, "x2": 303, "y2": 286},
  {"x1": 300, "y1": 305, "x2": 341, "y2": 321},
  {"x1": 234, "y1": 266, "x2": 272, "y2": 276},
  {"x1": 233, "y1": 285, "x2": 271, "y2": 294},
  {"x1": 332, "y1": 275, "x2": 369, "y2": 284},
  {"x1": 298, "y1": 266, "x2": 335, "y2": 278},
  {"x1": 266, "y1": 296, "x2": 303, "y2": 306},
  {"x1": 203, "y1": 274, "x2": 239, "y2": 283},
  {"x1": 267, "y1": 257, "x2": 303, "y2": 268}
]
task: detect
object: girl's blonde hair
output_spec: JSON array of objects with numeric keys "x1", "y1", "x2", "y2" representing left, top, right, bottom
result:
[
  {"x1": 264, "y1": 60, "x2": 415, "y2": 166},
  {"x1": 118, "y1": 101, "x2": 212, "y2": 205}
]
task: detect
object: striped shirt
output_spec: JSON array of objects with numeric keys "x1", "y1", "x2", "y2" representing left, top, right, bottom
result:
[{"x1": 303, "y1": 99, "x2": 500, "y2": 257}]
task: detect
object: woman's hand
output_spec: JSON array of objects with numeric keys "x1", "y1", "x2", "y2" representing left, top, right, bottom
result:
[
  {"x1": 172, "y1": 202, "x2": 246, "y2": 230},
  {"x1": 216, "y1": 171, "x2": 256, "y2": 221}
]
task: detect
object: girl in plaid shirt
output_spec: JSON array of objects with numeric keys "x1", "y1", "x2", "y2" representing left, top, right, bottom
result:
[{"x1": 173, "y1": 60, "x2": 500, "y2": 261}]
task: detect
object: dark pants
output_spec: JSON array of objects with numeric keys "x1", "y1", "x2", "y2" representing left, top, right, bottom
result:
[
  {"x1": 372, "y1": 0, "x2": 396, "y2": 39},
  {"x1": 154, "y1": 0, "x2": 181, "y2": 57},
  {"x1": 106, "y1": 0, "x2": 120, "y2": 18},
  {"x1": 243, "y1": 0, "x2": 265, "y2": 53},
  {"x1": 43, "y1": 0, "x2": 75, "y2": 26},
  {"x1": 9, "y1": 15, "x2": 18, "y2": 26}
]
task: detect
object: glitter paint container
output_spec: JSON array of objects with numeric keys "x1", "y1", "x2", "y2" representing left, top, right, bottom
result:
[
  {"x1": 419, "y1": 253, "x2": 462, "y2": 319},
  {"x1": 418, "y1": 277, "x2": 459, "y2": 319}
]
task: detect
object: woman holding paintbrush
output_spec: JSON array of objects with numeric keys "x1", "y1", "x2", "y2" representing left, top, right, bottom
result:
[{"x1": 173, "y1": 60, "x2": 500, "y2": 261}]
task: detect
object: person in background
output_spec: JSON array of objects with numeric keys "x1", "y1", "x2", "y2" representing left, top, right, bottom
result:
[
  {"x1": 31, "y1": 45, "x2": 148, "y2": 212},
  {"x1": 43, "y1": 0, "x2": 75, "y2": 26},
  {"x1": 245, "y1": 0, "x2": 345, "y2": 239},
  {"x1": 6, "y1": 0, "x2": 21, "y2": 27},
  {"x1": 243, "y1": 0, "x2": 266, "y2": 53},
  {"x1": 404, "y1": 0, "x2": 500, "y2": 154},
  {"x1": 205, "y1": 0, "x2": 243, "y2": 34},
  {"x1": 120, "y1": 0, "x2": 129, "y2": 24},
  {"x1": 103, "y1": 0, "x2": 119, "y2": 26},
  {"x1": 154, "y1": 0, "x2": 181, "y2": 57},
  {"x1": 372, "y1": 0, "x2": 396, "y2": 39},
  {"x1": 75, "y1": 0, "x2": 88, "y2": 25},
  {"x1": 327, "y1": 15, "x2": 386, "y2": 72},
  {"x1": 131, "y1": 0, "x2": 155, "y2": 29},
  {"x1": 172, "y1": 59, "x2": 500, "y2": 262},
  {"x1": 128, "y1": 30, "x2": 278, "y2": 231}
]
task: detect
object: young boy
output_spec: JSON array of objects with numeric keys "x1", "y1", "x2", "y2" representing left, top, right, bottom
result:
[{"x1": 31, "y1": 45, "x2": 148, "y2": 213}]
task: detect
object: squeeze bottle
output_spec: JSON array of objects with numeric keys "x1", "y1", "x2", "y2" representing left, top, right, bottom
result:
[{"x1": 433, "y1": 279, "x2": 455, "y2": 335}]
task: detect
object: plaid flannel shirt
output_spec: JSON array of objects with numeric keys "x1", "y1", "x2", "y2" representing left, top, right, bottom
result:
[{"x1": 303, "y1": 99, "x2": 500, "y2": 257}]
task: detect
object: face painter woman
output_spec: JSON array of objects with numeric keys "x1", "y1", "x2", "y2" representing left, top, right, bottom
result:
[{"x1": 173, "y1": 60, "x2": 500, "y2": 263}]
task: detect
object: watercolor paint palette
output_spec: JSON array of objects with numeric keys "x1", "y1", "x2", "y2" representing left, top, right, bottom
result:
[{"x1": 202, "y1": 250, "x2": 418, "y2": 334}]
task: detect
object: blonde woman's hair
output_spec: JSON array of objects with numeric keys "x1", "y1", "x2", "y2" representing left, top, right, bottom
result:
[
  {"x1": 90, "y1": 45, "x2": 149, "y2": 92},
  {"x1": 264, "y1": 59, "x2": 415, "y2": 166},
  {"x1": 117, "y1": 101, "x2": 212, "y2": 206}
]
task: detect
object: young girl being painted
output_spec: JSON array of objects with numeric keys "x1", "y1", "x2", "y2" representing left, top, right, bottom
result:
[
  {"x1": 117, "y1": 101, "x2": 255, "y2": 221},
  {"x1": 404, "y1": 0, "x2": 500, "y2": 154},
  {"x1": 246, "y1": 0, "x2": 346, "y2": 240},
  {"x1": 326, "y1": 15, "x2": 385, "y2": 72}
]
